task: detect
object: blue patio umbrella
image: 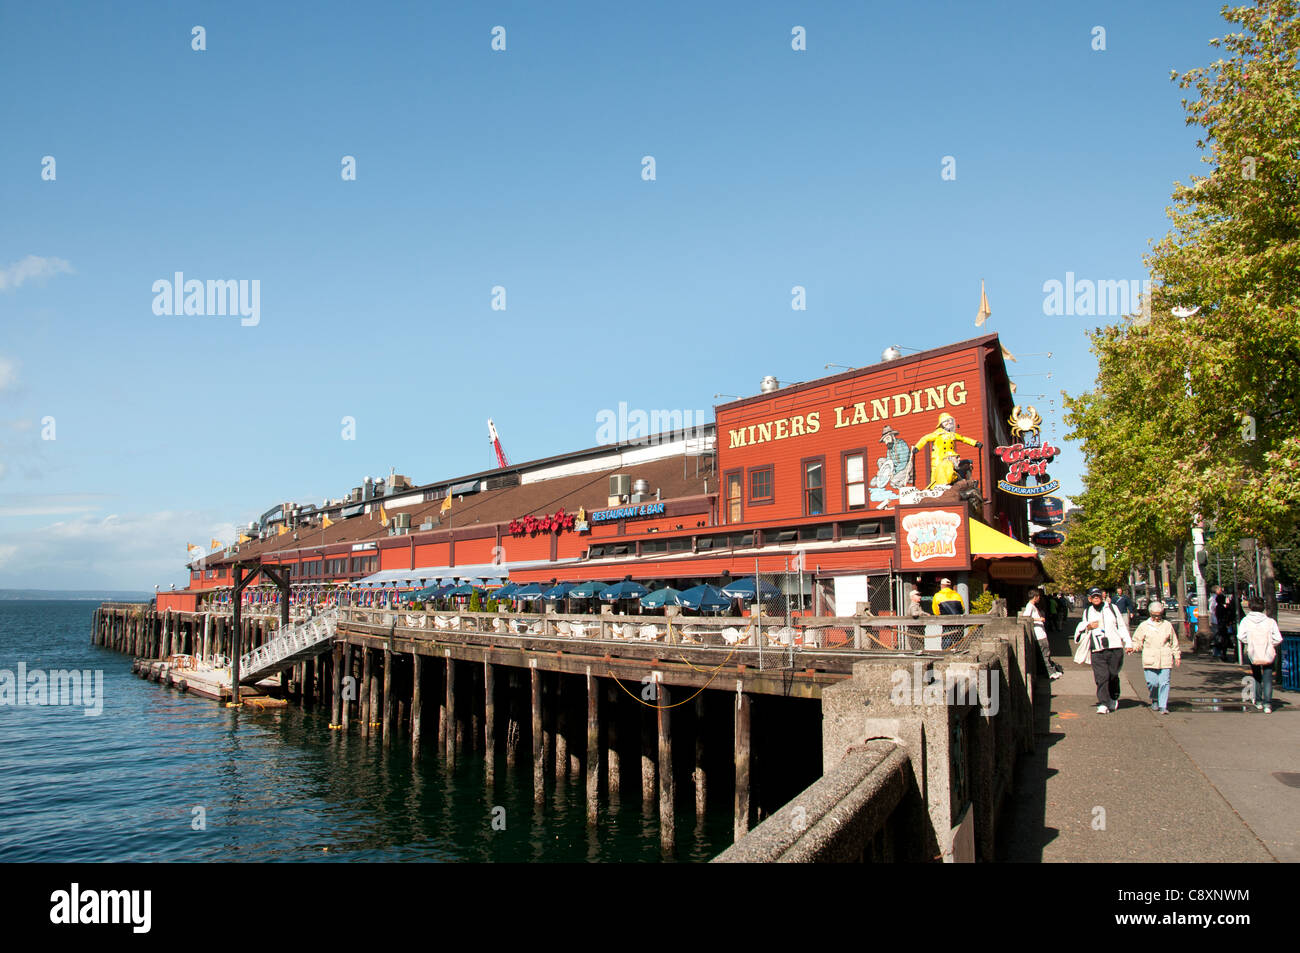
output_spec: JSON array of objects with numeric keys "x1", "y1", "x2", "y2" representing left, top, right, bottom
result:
[
  {"x1": 432, "y1": 583, "x2": 457, "y2": 598},
  {"x1": 721, "y1": 577, "x2": 782, "y2": 601},
  {"x1": 494, "y1": 582, "x2": 521, "y2": 599},
  {"x1": 599, "y1": 580, "x2": 649, "y2": 603},
  {"x1": 567, "y1": 581, "x2": 604, "y2": 599},
  {"x1": 512, "y1": 582, "x2": 547, "y2": 600},
  {"x1": 544, "y1": 582, "x2": 577, "y2": 600},
  {"x1": 640, "y1": 587, "x2": 684, "y2": 609},
  {"x1": 450, "y1": 583, "x2": 482, "y2": 597},
  {"x1": 679, "y1": 584, "x2": 732, "y2": 611}
]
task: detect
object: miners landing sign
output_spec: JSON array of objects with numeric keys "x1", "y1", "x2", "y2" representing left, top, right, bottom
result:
[{"x1": 895, "y1": 503, "x2": 971, "y2": 573}]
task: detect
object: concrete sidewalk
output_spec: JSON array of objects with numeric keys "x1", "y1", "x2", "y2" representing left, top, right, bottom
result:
[{"x1": 998, "y1": 623, "x2": 1298, "y2": 862}]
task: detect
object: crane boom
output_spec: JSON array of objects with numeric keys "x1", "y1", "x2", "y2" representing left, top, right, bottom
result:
[{"x1": 487, "y1": 418, "x2": 508, "y2": 469}]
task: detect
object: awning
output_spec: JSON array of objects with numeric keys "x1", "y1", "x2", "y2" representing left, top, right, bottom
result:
[
  {"x1": 970, "y1": 520, "x2": 1039, "y2": 558},
  {"x1": 352, "y1": 560, "x2": 571, "y2": 588}
]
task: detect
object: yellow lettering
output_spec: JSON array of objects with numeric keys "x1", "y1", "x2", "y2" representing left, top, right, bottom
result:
[
  {"x1": 924, "y1": 386, "x2": 945, "y2": 411},
  {"x1": 947, "y1": 380, "x2": 968, "y2": 406},
  {"x1": 834, "y1": 405, "x2": 850, "y2": 428},
  {"x1": 790, "y1": 415, "x2": 805, "y2": 437},
  {"x1": 893, "y1": 393, "x2": 912, "y2": 416},
  {"x1": 729, "y1": 428, "x2": 747, "y2": 448},
  {"x1": 807, "y1": 411, "x2": 821, "y2": 434},
  {"x1": 758, "y1": 422, "x2": 773, "y2": 444},
  {"x1": 871, "y1": 398, "x2": 889, "y2": 421},
  {"x1": 747, "y1": 425, "x2": 756, "y2": 444},
  {"x1": 851, "y1": 402, "x2": 868, "y2": 426},
  {"x1": 775, "y1": 418, "x2": 789, "y2": 440},
  {"x1": 910, "y1": 390, "x2": 922, "y2": 413}
]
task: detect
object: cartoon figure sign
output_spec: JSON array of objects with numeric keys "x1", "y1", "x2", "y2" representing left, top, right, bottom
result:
[{"x1": 995, "y1": 405, "x2": 1060, "y2": 498}]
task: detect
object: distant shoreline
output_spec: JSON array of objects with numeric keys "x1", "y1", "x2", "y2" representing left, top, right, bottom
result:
[{"x1": 0, "y1": 589, "x2": 154, "y2": 602}]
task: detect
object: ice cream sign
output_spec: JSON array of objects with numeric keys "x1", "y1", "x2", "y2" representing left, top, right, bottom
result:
[{"x1": 902, "y1": 510, "x2": 961, "y2": 562}]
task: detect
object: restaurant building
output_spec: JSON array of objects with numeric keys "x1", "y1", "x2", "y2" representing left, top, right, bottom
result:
[{"x1": 163, "y1": 333, "x2": 1044, "y2": 616}]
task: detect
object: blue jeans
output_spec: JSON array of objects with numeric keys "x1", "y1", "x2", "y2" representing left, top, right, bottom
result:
[
  {"x1": 1250, "y1": 665, "x2": 1273, "y2": 706},
  {"x1": 1144, "y1": 668, "x2": 1171, "y2": 710}
]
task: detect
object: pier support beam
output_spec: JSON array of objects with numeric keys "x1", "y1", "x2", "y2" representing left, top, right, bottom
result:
[
  {"x1": 368, "y1": 649, "x2": 380, "y2": 730},
  {"x1": 331, "y1": 643, "x2": 343, "y2": 728},
  {"x1": 641, "y1": 696, "x2": 656, "y2": 807},
  {"x1": 411, "y1": 653, "x2": 424, "y2": 758},
  {"x1": 483, "y1": 661, "x2": 495, "y2": 782},
  {"x1": 444, "y1": 650, "x2": 456, "y2": 769},
  {"x1": 694, "y1": 693, "x2": 707, "y2": 819},
  {"x1": 382, "y1": 647, "x2": 394, "y2": 747},
  {"x1": 531, "y1": 661, "x2": 543, "y2": 805},
  {"x1": 658, "y1": 683, "x2": 675, "y2": 853},
  {"x1": 341, "y1": 645, "x2": 352, "y2": 729},
  {"x1": 556, "y1": 678, "x2": 569, "y2": 783},
  {"x1": 606, "y1": 685, "x2": 621, "y2": 804},
  {"x1": 360, "y1": 649, "x2": 372, "y2": 737},
  {"x1": 587, "y1": 667, "x2": 599, "y2": 823},
  {"x1": 506, "y1": 671, "x2": 521, "y2": 768},
  {"x1": 734, "y1": 684, "x2": 751, "y2": 842}
]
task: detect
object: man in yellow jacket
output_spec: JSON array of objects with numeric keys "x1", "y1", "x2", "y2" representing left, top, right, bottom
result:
[
  {"x1": 932, "y1": 578, "x2": 965, "y2": 615},
  {"x1": 913, "y1": 413, "x2": 983, "y2": 488}
]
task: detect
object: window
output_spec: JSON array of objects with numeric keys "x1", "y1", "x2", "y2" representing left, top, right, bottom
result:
[
  {"x1": 749, "y1": 466, "x2": 774, "y2": 505},
  {"x1": 844, "y1": 452, "x2": 866, "y2": 510},
  {"x1": 725, "y1": 470, "x2": 743, "y2": 524},
  {"x1": 803, "y1": 458, "x2": 825, "y2": 516}
]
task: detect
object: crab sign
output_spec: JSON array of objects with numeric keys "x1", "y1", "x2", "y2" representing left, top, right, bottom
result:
[{"x1": 1008, "y1": 405, "x2": 1042, "y2": 442}]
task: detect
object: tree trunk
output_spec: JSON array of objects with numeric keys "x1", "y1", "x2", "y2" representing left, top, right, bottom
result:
[
  {"x1": 1173, "y1": 540, "x2": 1191, "y2": 650},
  {"x1": 1261, "y1": 542, "x2": 1278, "y2": 618}
]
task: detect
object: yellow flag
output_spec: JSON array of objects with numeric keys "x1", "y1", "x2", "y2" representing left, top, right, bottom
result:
[
  {"x1": 238, "y1": 533, "x2": 250, "y2": 544},
  {"x1": 187, "y1": 542, "x2": 200, "y2": 555},
  {"x1": 277, "y1": 524, "x2": 289, "y2": 536},
  {"x1": 322, "y1": 515, "x2": 333, "y2": 528},
  {"x1": 210, "y1": 538, "x2": 221, "y2": 550},
  {"x1": 440, "y1": 495, "x2": 452, "y2": 514},
  {"x1": 976, "y1": 280, "x2": 991, "y2": 327},
  {"x1": 380, "y1": 505, "x2": 389, "y2": 527},
  {"x1": 1001, "y1": 344, "x2": 1017, "y2": 363}
]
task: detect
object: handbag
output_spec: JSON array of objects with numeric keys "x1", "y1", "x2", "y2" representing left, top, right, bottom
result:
[{"x1": 1073, "y1": 631, "x2": 1092, "y2": 665}]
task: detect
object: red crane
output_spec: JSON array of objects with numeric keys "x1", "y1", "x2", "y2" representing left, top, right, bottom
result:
[{"x1": 488, "y1": 418, "x2": 508, "y2": 469}]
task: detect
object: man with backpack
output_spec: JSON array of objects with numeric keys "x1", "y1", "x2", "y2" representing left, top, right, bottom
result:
[
  {"x1": 1075, "y1": 587, "x2": 1131, "y2": 713},
  {"x1": 1238, "y1": 597, "x2": 1283, "y2": 713}
]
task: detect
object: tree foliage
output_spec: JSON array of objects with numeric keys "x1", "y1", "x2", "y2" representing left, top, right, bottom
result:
[{"x1": 1064, "y1": 0, "x2": 1300, "y2": 612}]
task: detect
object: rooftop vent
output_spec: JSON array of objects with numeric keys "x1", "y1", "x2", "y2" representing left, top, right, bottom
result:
[
  {"x1": 760, "y1": 375, "x2": 779, "y2": 393},
  {"x1": 882, "y1": 346, "x2": 902, "y2": 362}
]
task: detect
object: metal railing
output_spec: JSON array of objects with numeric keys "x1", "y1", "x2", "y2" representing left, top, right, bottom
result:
[
  {"x1": 238, "y1": 609, "x2": 339, "y2": 682},
  {"x1": 341, "y1": 607, "x2": 993, "y2": 656}
]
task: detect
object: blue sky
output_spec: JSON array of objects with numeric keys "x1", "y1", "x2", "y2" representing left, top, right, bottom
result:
[{"x1": 0, "y1": 1, "x2": 1230, "y2": 588}]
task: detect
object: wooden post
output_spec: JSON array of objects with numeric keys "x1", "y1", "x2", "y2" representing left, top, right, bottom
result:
[
  {"x1": 531, "y1": 661, "x2": 543, "y2": 805},
  {"x1": 444, "y1": 650, "x2": 456, "y2": 768},
  {"x1": 360, "y1": 648, "x2": 372, "y2": 737},
  {"x1": 734, "y1": 683, "x2": 751, "y2": 842},
  {"x1": 230, "y1": 571, "x2": 243, "y2": 705},
  {"x1": 506, "y1": 671, "x2": 520, "y2": 768},
  {"x1": 470, "y1": 664, "x2": 481, "y2": 753},
  {"x1": 382, "y1": 647, "x2": 394, "y2": 747},
  {"x1": 642, "y1": 692, "x2": 656, "y2": 807},
  {"x1": 341, "y1": 645, "x2": 352, "y2": 729},
  {"x1": 586, "y1": 667, "x2": 599, "y2": 823},
  {"x1": 556, "y1": 676, "x2": 569, "y2": 783},
  {"x1": 331, "y1": 642, "x2": 343, "y2": 727},
  {"x1": 606, "y1": 685, "x2": 621, "y2": 804},
  {"x1": 411, "y1": 653, "x2": 424, "y2": 758},
  {"x1": 695, "y1": 693, "x2": 707, "y2": 819},
  {"x1": 658, "y1": 683, "x2": 675, "y2": 853},
  {"x1": 483, "y1": 661, "x2": 495, "y2": 782},
  {"x1": 369, "y1": 649, "x2": 380, "y2": 730}
]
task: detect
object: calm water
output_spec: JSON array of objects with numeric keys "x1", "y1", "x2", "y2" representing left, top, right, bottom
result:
[{"x1": 0, "y1": 601, "x2": 733, "y2": 862}]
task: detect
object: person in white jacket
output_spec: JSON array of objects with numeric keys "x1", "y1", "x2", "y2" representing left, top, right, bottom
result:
[
  {"x1": 1075, "y1": 587, "x2": 1131, "y2": 713},
  {"x1": 1238, "y1": 597, "x2": 1284, "y2": 713},
  {"x1": 1022, "y1": 589, "x2": 1063, "y2": 680}
]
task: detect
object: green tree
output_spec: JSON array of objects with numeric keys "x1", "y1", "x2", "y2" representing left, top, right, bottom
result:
[{"x1": 1144, "y1": 0, "x2": 1300, "y2": 613}]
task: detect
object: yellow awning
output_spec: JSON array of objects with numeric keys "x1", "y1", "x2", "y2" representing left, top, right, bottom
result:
[{"x1": 970, "y1": 520, "x2": 1039, "y2": 558}]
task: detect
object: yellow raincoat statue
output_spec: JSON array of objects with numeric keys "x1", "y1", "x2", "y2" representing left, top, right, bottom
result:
[{"x1": 912, "y1": 413, "x2": 982, "y2": 488}]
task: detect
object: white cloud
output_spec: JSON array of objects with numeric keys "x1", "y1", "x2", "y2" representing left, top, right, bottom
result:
[
  {"x1": 0, "y1": 356, "x2": 17, "y2": 393},
  {"x1": 0, "y1": 255, "x2": 74, "y2": 292}
]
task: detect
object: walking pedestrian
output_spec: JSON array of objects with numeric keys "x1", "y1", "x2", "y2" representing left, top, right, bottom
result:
[
  {"x1": 1238, "y1": 597, "x2": 1283, "y2": 713},
  {"x1": 1075, "y1": 587, "x2": 1131, "y2": 713},
  {"x1": 1113, "y1": 587, "x2": 1134, "y2": 626},
  {"x1": 1210, "y1": 584, "x2": 1226, "y2": 659},
  {"x1": 1128, "y1": 600, "x2": 1180, "y2": 713},
  {"x1": 1022, "y1": 588, "x2": 1063, "y2": 680}
]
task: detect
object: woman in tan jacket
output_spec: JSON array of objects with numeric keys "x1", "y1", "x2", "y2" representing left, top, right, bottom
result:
[{"x1": 1128, "y1": 601, "x2": 1181, "y2": 713}]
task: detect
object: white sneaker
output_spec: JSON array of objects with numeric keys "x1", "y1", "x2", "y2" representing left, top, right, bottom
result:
[
  {"x1": 1050, "y1": 670, "x2": 1062, "y2": 680},
  {"x1": 1256, "y1": 702, "x2": 1263, "y2": 710},
  {"x1": 1109, "y1": 699, "x2": 1119, "y2": 711},
  {"x1": 1264, "y1": 705, "x2": 1272, "y2": 714},
  {"x1": 1096, "y1": 705, "x2": 1109, "y2": 714}
]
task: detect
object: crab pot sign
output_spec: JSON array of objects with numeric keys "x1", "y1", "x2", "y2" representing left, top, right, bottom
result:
[
  {"x1": 995, "y1": 405, "x2": 1060, "y2": 498},
  {"x1": 894, "y1": 502, "x2": 971, "y2": 573}
]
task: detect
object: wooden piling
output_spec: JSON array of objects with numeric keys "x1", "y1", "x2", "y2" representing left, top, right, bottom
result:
[
  {"x1": 586, "y1": 667, "x2": 599, "y2": 823},
  {"x1": 341, "y1": 645, "x2": 352, "y2": 728},
  {"x1": 368, "y1": 650, "x2": 380, "y2": 729},
  {"x1": 556, "y1": 678, "x2": 569, "y2": 783},
  {"x1": 641, "y1": 696, "x2": 657, "y2": 806},
  {"x1": 734, "y1": 683, "x2": 751, "y2": 842},
  {"x1": 606, "y1": 685, "x2": 621, "y2": 803},
  {"x1": 360, "y1": 648, "x2": 372, "y2": 737},
  {"x1": 382, "y1": 647, "x2": 394, "y2": 747},
  {"x1": 658, "y1": 683, "x2": 675, "y2": 853},
  {"x1": 331, "y1": 643, "x2": 343, "y2": 727},
  {"x1": 483, "y1": 661, "x2": 495, "y2": 782},
  {"x1": 506, "y1": 671, "x2": 520, "y2": 768},
  {"x1": 694, "y1": 693, "x2": 707, "y2": 818},
  {"x1": 444, "y1": 650, "x2": 456, "y2": 768},
  {"x1": 411, "y1": 653, "x2": 424, "y2": 758},
  {"x1": 531, "y1": 662, "x2": 543, "y2": 805}
]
